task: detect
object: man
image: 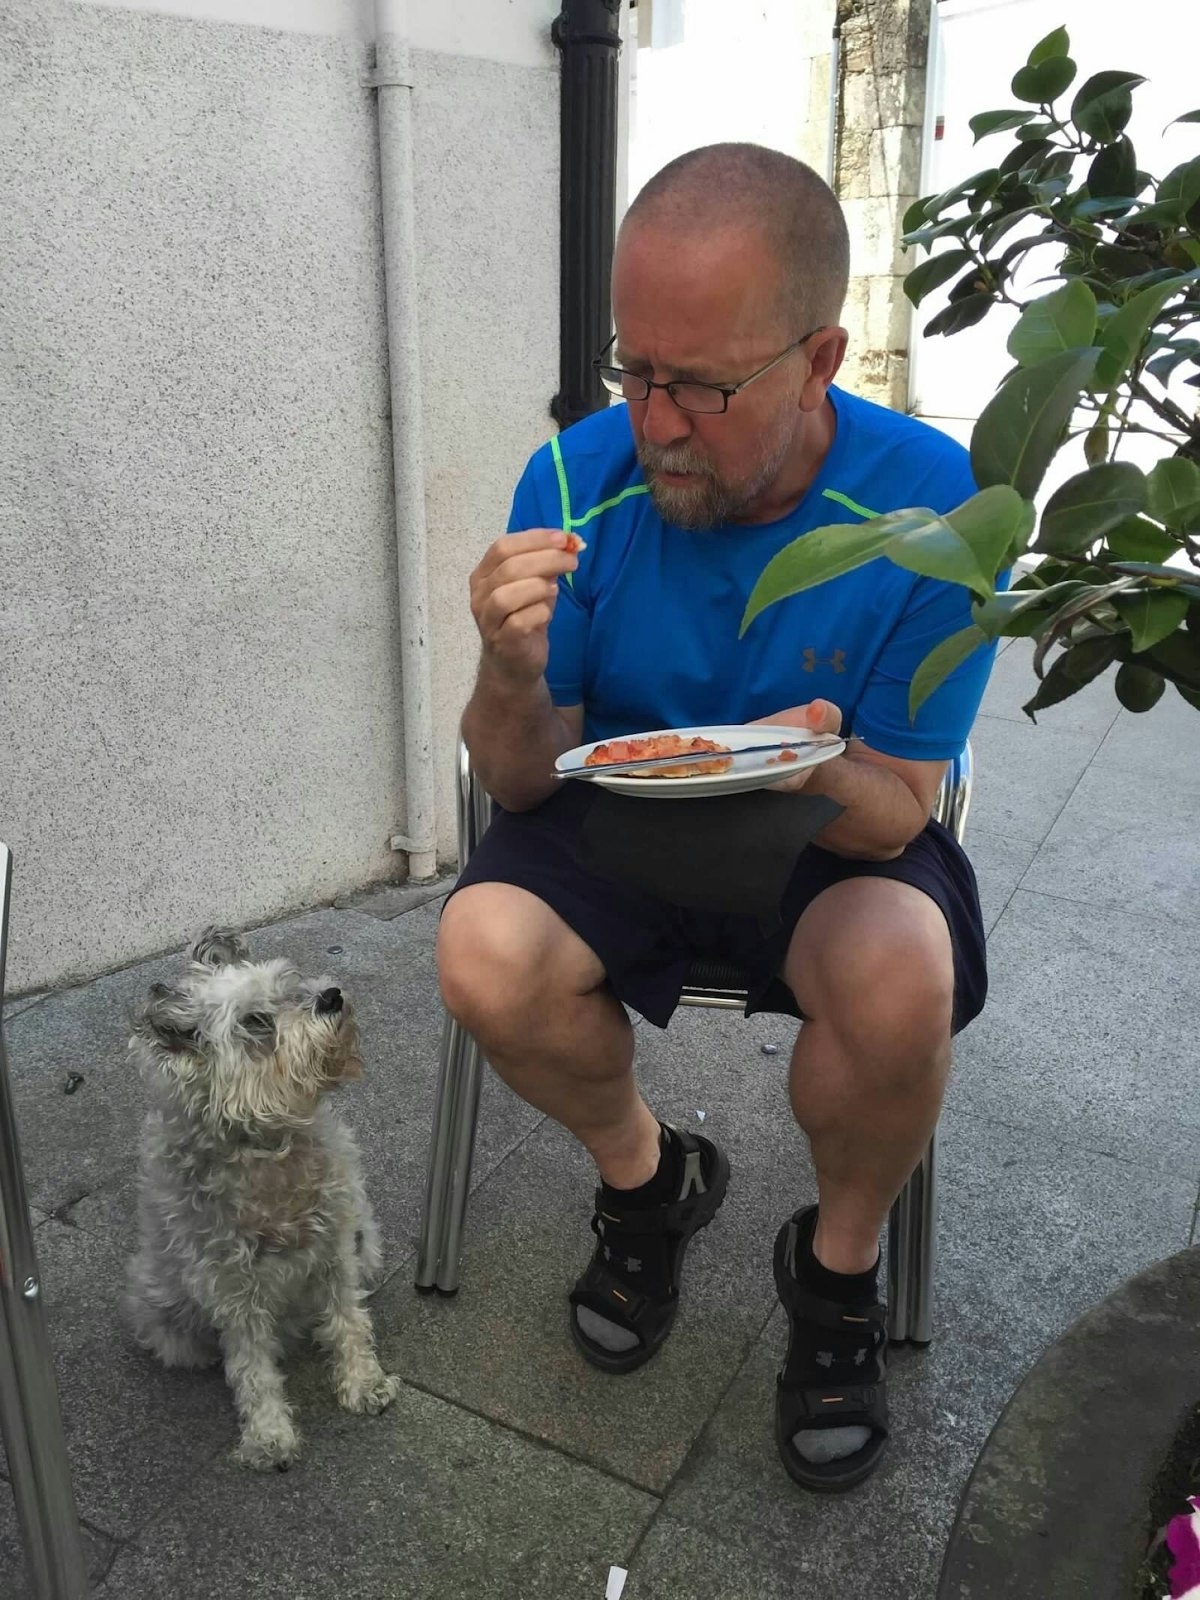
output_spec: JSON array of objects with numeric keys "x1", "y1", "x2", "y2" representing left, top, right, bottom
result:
[{"x1": 437, "y1": 144, "x2": 994, "y2": 1493}]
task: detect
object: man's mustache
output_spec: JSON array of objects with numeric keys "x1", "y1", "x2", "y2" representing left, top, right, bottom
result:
[{"x1": 638, "y1": 443, "x2": 716, "y2": 479}]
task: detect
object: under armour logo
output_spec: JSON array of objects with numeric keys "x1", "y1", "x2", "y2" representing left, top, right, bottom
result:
[{"x1": 802, "y1": 648, "x2": 846, "y2": 673}]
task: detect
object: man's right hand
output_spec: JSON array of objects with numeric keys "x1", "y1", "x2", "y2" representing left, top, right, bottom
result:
[{"x1": 469, "y1": 529, "x2": 581, "y2": 686}]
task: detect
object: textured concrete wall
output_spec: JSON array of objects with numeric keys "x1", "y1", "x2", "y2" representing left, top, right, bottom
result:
[
  {"x1": 0, "y1": 0, "x2": 558, "y2": 992},
  {"x1": 411, "y1": 46, "x2": 559, "y2": 866},
  {"x1": 835, "y1": 0, "x2": 928, "y2": 411}
]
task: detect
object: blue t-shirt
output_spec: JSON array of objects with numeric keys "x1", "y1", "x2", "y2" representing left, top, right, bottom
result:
[{"x1": 507, "y1": 388, "x2": 996, "y2": 761}]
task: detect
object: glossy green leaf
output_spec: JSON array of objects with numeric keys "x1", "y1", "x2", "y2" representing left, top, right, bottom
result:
[
  {"x1": 970, "y1": 108, "x2": 1035, "y2": 142},
  {"x1": 1168, "y1": 110, "x2": 1200, "y2": 127},
  {"x1": 971, "y1": 582, "x2": 1085, "y2": 640},
  {"x1": 950, "y1": 484, "x2": 1037, "y2": 571},
  {"x1": 902, "y1": 216, "x2": 975, "y2": 250},
  {"x1": 903, "y1": 249, "x2": 974, "y2": 307},
  {"x1": 971, "y1": 346, "x2": 1101, "y2": 499},
  {"x1": 1145, "y1": 340, "x2": 1200, "y2": 384},
  {"x1": 1023, "y1": 636, "x2": 1120, "y2": 720},
  {"x1": 924, "y1": 293, "x2": 993, "y2": 337},
  {"x1": 884, "y1": 486, "x2": 1029, "y2": 601},
  {"x1": 1103, "y1": 516, "x2": 1178, "y2": 563},
  {"x1": 1114, "y1": 589, "x2": 1189, "y2": 651},
  {"x1": 1087, "y1": 136, "x2": 1137, "y2": 199},
  {"x1": 908, "y1": 626, "x2": 988, "y2": 722},
  {"x1": 1111, "y1": 562, "x2": 1191, "y2": 584},
  {"x1": 1092, "y1": 276, "x2": 1191, "y2": 391},
  {"x1": 738, "y1": 509, "x2": 932, "y2": 635},
  {"x1": 1012, "y1": 57, "x2": 1076, "y2": 104},
  {"x1": 1148, "y1": 628, "x2": 1200, "y2": 692},
  {"x1": 1070, "y1": 71, "x2": 1145, "y2": 143},
  {"x1": 1073, "y1": 196, "x2": 1138, "y2": 220},
  {"x1": 1146, "y1": 457, "x2": 1200, "y2": 529},
  {"x1": 1114, "y1": 661, "x2": 1166, "y2": 710},
  {"x1": 1006, "y1": 280, "x2": 1097, "y2": 366},
  {"x1": 1028, "y1": 25, "x2": 1069, "y2": 65},
  {"x1": 884, "y1": 519, "x2": 993, "y2": 600},
  {"x1": 902, "y1": 195, "x2": 931, "y2": 233},
  {"x1": 1035, "y1": 462, "x2": 1147, "y2": 554},
  {"x1": 1156, "y1": 156, "x2": 1200, "y2": 214}
]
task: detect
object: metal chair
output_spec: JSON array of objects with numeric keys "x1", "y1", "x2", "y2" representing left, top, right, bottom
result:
[
  {"x1": 0, "y1": 844, "x2": 89, "y2": 1598},
  {"x1": 415, "y1": 742, "x2": 974, "y2": 1345}
]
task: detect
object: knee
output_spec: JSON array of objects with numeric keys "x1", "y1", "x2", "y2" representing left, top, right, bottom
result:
[
  {"x1": 438, "y1": 890, "x2": 530, "y2": 1033},
  {"x1": 796, "y1": 902, "x2": 954, "y2": 1055},
  {"x1": 437, "y1": 886, "x2": 569, "y2": 1046}
]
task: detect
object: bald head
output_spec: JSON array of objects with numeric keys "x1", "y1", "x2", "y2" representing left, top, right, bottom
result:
[{"x1": 622, "y1": 143, "x2": 850, "y2": 333}]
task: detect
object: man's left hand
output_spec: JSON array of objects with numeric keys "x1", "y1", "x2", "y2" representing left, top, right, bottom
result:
[{"x1": 747, "y1": 700, "x2": 843, "y2": 794}]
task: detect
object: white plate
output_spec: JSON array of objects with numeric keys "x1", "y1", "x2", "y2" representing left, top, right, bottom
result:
[{"x1": 556, "y1": 725, "x2": 846, "y2": 799}]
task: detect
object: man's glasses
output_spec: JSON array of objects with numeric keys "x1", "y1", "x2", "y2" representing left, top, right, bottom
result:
[{"x1": 593, "y1": 327, "x2": 826, "y2": 416}]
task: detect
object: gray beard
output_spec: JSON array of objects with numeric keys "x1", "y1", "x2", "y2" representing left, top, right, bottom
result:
[{"x1": 638, "y1": 433, "x2": 794, "y2": 531}]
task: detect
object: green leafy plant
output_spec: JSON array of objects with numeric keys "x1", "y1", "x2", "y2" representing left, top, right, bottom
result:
[{"x1": 742, "y1": 26, "x2": 1200, "y2": 721}]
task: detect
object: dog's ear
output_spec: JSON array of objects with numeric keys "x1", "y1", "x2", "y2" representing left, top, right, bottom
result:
[
  {"x1": 190, "y1": 927, "x2": 249, "y2": 968},
  {"x1": 135, "y1": 981, "x2": 198, "y2": 1053}
]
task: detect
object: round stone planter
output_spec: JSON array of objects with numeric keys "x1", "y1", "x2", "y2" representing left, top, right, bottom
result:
[{"x1": 938, "y1": 1244, "x2": 1200, "y2": 1599}]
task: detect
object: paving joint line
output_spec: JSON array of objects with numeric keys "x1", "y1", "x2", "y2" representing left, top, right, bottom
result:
[{"x1": 394, "y1": 1372, "x2": 666, "y2": 1503}]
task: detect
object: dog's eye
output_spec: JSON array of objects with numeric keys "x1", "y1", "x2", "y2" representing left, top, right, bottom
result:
[{"x1": 241, "y1": 1012, "x2": 275, "y2": 1038}]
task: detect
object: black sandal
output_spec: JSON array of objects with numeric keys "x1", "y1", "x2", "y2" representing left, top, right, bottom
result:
[
  {"x1": 569, "y1": 1126, "x2": 730, "y2": 1375},
  {"x1": 773, "y1": 1206, "x2": 889, "y2": 1492}
]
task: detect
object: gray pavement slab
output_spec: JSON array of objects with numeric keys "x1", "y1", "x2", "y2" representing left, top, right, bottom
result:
[
  {"x1": 375, "y1": 1005, "x2": 812, "y2": 1495},
  {"x1": 1019, "y1": 757, "x2": 1200, "y2": 927},
  {"x1": 964, "y1": 714, "x2": 1103, "y2": 845},
  {"x1": 97, "y1": 1379, "x2": 657, "y2": 1600},
  {"x1": 962, "y1": 826, "x2": 1038, "y2": 935},
  {"x1": 1093, "y1": 685, "x2": 1198, "y2": 786},
  {"x1": 948, "y1": 888, "x2": 1200, "y2": 1176}
]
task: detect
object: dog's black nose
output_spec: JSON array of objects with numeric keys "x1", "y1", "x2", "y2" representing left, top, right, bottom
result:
[{"x1": 315, "y1": 986, "x2": 343, "y2": 1016}]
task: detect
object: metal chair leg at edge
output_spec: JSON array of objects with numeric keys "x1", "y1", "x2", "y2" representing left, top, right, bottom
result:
[
  {"x1": 886, "y1": 742, "x2": 971, "y2": 1345},
  {"x1": 0, "y1": 845, "x2": 89, "y2": 1599},
  {"x1": 414, "y1": 742, "x2": 491, "y2": 1295}
]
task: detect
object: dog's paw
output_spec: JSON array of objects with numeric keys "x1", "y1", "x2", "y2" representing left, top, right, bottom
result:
[
  {"x1": 234, "y1": 1421, "x2": 302, "y2": 1471},
  {"x1": 338, "y1": 1368, "x2": 401, "y2": 1416}
]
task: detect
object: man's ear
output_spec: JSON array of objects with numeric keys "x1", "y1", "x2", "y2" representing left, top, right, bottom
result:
[{"x1": 801, "y1": 325, "x2": 849, "y2": 407}]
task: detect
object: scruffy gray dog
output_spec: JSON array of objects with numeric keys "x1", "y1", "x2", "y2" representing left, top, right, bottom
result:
[{"x1": 125, "y1": 927, "x2": 399, "y2": 1469}]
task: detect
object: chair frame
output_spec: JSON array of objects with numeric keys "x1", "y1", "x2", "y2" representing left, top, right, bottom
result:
[
  {"x1": 0, "y1": 844, "x2": 89, "y2": 1599},
  {"x1": 416, "y1": 741, "x2": 974, "y2": 1345}
]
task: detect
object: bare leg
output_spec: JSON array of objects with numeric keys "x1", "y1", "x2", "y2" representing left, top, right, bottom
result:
[
  {"x1": 438, "y1": 883, "x2": 660, "y2": 1187},
  {"x1": 779, "y1": 876, "x2": 954, "y2": 1466},
  {"x1": 784, "y1": 877, "x2": 954, "y2": 1272}
]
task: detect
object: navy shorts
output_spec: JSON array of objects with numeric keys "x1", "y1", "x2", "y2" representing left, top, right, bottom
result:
[{"x1": 449, "y1": 784, "x2": 987, "y2": 1033}]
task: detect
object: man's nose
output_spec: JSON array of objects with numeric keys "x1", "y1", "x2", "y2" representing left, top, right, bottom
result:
[{"x1": 641, "y1": 383, "x2": 692, "y2": 447}]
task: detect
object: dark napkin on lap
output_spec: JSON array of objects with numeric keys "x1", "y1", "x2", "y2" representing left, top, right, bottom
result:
[{"x1": 575, "y1": 786, "x2": 844, "y2": 920}]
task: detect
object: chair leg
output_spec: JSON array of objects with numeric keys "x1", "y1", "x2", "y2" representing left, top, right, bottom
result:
[
  {"x1": 414, "y1": 1012, "x2": 485, "y2": 1295},
  {"x1": 886, "y1": 1131, "x2": 938, "y2": 1345}
]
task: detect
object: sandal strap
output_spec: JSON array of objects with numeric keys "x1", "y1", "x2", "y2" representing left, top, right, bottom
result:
[
  {"x1": 775, "y1": 1217, "x2": 887, "y2": 1337},
  {"x1": 568, "y1": 1257, "x2": 659, "y2": 1344},
  {"x1": 776, "y1": 1378, "x2": 889, "y2": 1440},
  {"x1": 590, "y1": 1128, "x2": 716, "y2": 1239}
]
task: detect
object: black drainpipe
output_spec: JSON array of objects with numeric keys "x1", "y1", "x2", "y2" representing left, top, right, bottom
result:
[{"x1": 550, "y1": 0, "x2": 623, "y2": 430}]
